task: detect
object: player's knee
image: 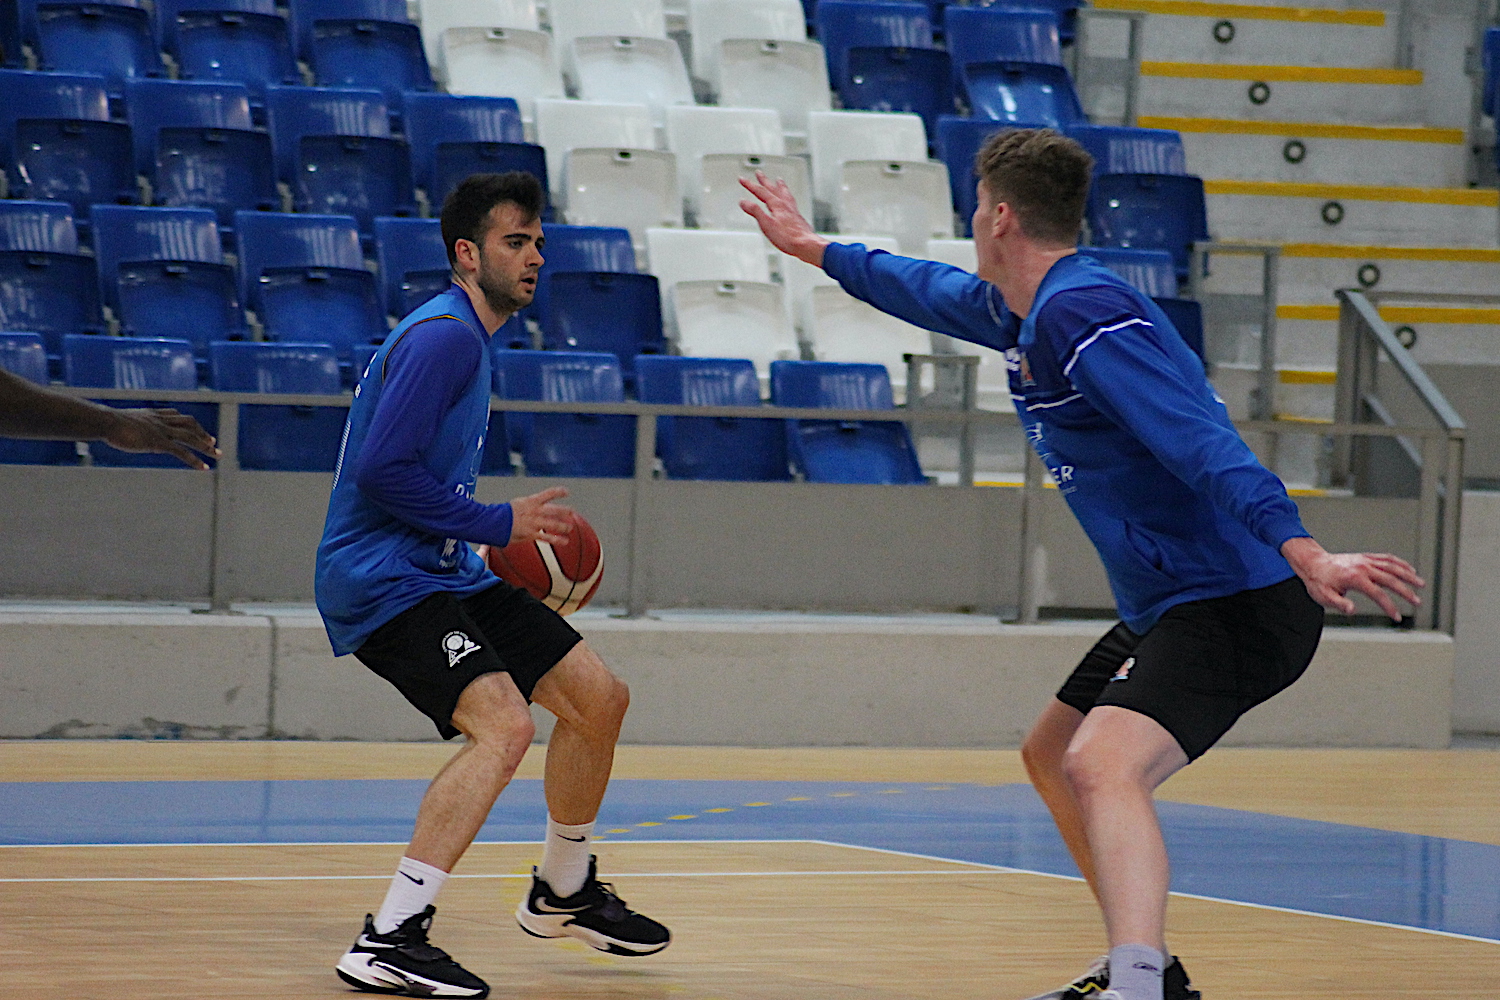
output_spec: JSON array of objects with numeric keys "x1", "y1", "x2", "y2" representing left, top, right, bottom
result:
[
  {"x1": 1061, "y1": 743, "x2": 1115, "y2": 798},
  {"x1": 454, "y1": 674, "x2": 536, "y2": 750},
  {"x1": 1020, "y1": 730, "x2": 1060, "y2": 778}
]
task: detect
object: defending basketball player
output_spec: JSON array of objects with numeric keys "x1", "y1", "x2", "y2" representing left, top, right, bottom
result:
[
  {"x1": 315, "y1": 173, "x2": 669, "y2": 999},
  {"x1": 741, "y1": 131, "x2": 1423, "y2": 1000}
]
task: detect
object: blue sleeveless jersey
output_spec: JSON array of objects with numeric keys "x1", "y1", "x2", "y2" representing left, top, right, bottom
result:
[{"x1": 315, "y1": 287, "x2": 497, "y2": 655}]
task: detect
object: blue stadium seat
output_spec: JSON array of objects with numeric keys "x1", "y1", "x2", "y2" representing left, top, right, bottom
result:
[
  {"x1": 127, "y1": 78, "x2": 277, "y2": 228},
  {"x1": 0, "y1": 69, "x2": 135, "y2": 222},
  {"x1": 0, "y1": 200, "x2": 102, "y2": 356},
  {"x1": 493, "y1": 349, "x2": 634, "y2": 478},
  {"x1": 434, "y1": 142, "x2": 550, "y2": 219},
  {"x1": 635, "y1": 355, "x2": 790, "y2": 482},
  {"x1": 840, "y1": 46, "x2": 953, "y2": 139},
  {"x1": 963, "y1": 61, "x2": 1084, "y2": 126},
  {"x1": 934, "y1": 115, "x2": 1015, "y2": 236},
  {"x1": 944, "y1": 6, "x2": 1062, "y2": 87},
  {"x1": 1065, "y1": 124, "x2": 1187, "y2": 178},
  {"x1": 400, "y1": 93, "x2": 542, "y2": 207},
  {"x1": 168, "y1": 1, "x2": 299, "y2": 106},
  {"x1": 306, "y1": 21, "x2": 432, "y2": 109},
  {"x1": 234, "y1": 210, "x2": 385, "y2": 363},
  {"x1": 1, "y1": 1, "x2": 21, "y2": 65},
  {"x1": 530, "y1": 223, "x2": 636, "y2": 327},
  {"x1": 1485, "y1": 27, "x2": 1500, "y2": 118},
  {"x1": 34, "y1": 0, "x2": 162, "y2": 101},
  {"x1": 966, "y1": 0, "x2": 1083, "y2": 43},
  {"x1": 539, "y1": 272, "x2": 663, "y2": 379},
  {"x1": 373, "y1": 216, "x2": 449, "y2": 317},
  {"x1": 770, "y1": 360, "x2": 923, "y2": 484},
  {"x1": 265, "y1": 84, "x2": 415, "y2": 232},
  {"x1": 91, "y1": 205, "x2": 243, "y2": 347},
  {"x1": 208, "y1": 339, "x2": 346, "y2": 470},
  {"x1": 1086, "y1": 173, "x2": 1210, "y2": 282},
  {"x1": 62, "y1": 332, "x2": 219, "y2": 466},
  {"x1": 1080, "y1": 246, "x2": 1178, "y2": 299},
  {"x1": 0, "y1": 331, "x2": 77, "y2": 464},
  {"x1": 1152, "y1": 295, "x2": 1204, "y2": 363},
  {"x1": 813, "y1": 0, "x2": 933, "y2": 90}
]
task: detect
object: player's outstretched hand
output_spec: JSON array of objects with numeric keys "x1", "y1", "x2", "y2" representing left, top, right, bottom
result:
[
  {"x1": 510, "y1": 486, "x2": 573, "y2": 546},
  {"x1": 1281, "y1": 536, "x2": 1424, "y2": 621},
  {"x1": 739, "y1": 170, "x2": 830, "y2": 267},
  {"x1": 105, "y1": 407, "x2": 220, "y2": 470}
]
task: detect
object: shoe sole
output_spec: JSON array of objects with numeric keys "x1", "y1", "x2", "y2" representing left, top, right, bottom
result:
[
  {"x1": 336, "y1": 952, "x2": 489, "y2": 998},
  {"x1": 515, "y1": 904, "x2": 670, "y2": 956}
]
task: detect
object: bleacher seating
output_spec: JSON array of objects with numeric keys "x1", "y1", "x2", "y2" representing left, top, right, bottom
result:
[
  {"x1": 770, "y1": 359, "x2": 923, "y2": 484},
  {"x1": 373, "y1": 216, "x2": 449, "y2": 317},
  {"x1": 0, "y1": 200, "x2": 102, "y2": 356},
  {"x1": 717, "y1": 38, "x2": 830, "y2": 152},
  {"x1": 0, "y1": 69, "x2": 135, "y2": 222},
  {"x1": 540, "y1": 271, "x2": 664, "y2": 380},
  {"x1": 807, "y1": 109, "x2": 928, "y2": 222},
  {"x1": 813, "y1": 0, "x2": 933, "y2": 95},
  {"x1": 533, "y1": 98, "x2": 656, "y2": 209},
  {"x1": 935, "y1": 115, "x2": 1009, "y2": 236},
  {"x1": 0, "y1": 331, "x2": 76, "y2": 464},
  {"x1": 549, "y1": 0, "x2": 668, "y2": 84},
  {"x1": 530, "y1": 222, "x2": 637, "y2": 325},
  {"x1": 943, "y1": 5, "x2": 1062, "y2": 94},
  {"x1": 571, "y1": 35, "x2": 693, "y2": 129},
  {"x1": 645, "y1": 227, "x2": 770, "y2": 294},
  {"x1": 440, "y1": 27, "x2": 563, "y2": 131},
  {"x1": 208, "y1": 339, "x2": 346, "y2": 471},
  {"x1": 492, "y1": 348, "x2": 635, "y2": 477},
  {"x1": 635, "y1": 354, "x2": 791, "y2": 481},
  {"x1": 836, "y1": 158, "x2": 952, "y2": 253},
  {"x1": 839, "y1": 46, "x2": 952, "y2": 139},
  {"x1": 163, "y1": 0, "x2": 298, "y2": 105},
  {"x1": 91, "y1": 204, "x2": 242, "y2": 348},
  {"x1": 964, "y1": 61, "x2": 1084, "y2": 127},
  {"x1": 34, "y1": 0, "x2": 162, "y2": 100},
  {"x1": 664, "y1": 105, "x2": 785, "y2": 221},
  {"x1": 687, "y1": 0, "x2": 805, "y2": 97},
  {"x1": 1484, "y1": 27, "x2": 1500, "y2": 119},
  {"x1": 401, "y1": 92, "x2": 542, "y2": 208},
  {"x1": 416, "y1": 0, "x2": 541, "y2": 76},
  {"x1": 1080, "y1": 246, "x2": 1178, "y2": 299},
  {"x1": 62, "y1": 333, "x2": 218, "y2": 467},
  {"x1": 1086, "y1": 173, "x2": 1210, "y2": 282},
  {"x1": 1064, "y1": 124, "x2": 1187, "y2": 178},
  {"x1": 298, "y1": 0, "x2": 434, "y2": 108}
]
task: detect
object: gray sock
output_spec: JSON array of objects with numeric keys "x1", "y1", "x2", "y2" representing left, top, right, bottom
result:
[{"x1": 1107, "y1": 944, "x2": 1165, "y2": 1000}]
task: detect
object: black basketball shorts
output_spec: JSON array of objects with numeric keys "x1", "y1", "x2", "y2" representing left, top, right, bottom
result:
[
  {"x1": 1056, "y1": 575, "x2": 1325, "y2": 761},
  {"x1": 354, "y1": 580, "x2": 583, "y2": 740}
]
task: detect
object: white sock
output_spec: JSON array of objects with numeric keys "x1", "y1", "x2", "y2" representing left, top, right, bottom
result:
[
  {"x1": 373, "y1": 857, "x2": 449, "y2": 934},
  {"x1": 538, "y1": 818, "x2": 594, "y2": 898},
  {"x1": 1107, "y1": 944, "x2": 1165, "y2": 1000}
]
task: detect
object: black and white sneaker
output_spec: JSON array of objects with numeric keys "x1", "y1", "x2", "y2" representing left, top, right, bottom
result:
[
  {"x1": 1024, "y1": 955, "x2": 1200, "y2": 1000},
  {"x1": 515, "y1": 856, "x2": 671, "y2": 956},
  {"x1": 336, "y1": 906, "x2": 489, "y2": 998}
]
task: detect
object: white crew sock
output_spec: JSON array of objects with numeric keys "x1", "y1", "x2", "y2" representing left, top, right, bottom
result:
[
  {"x1": 1107, "y1": 944, "x2": 1165, "y2": 1000},
  {"x1": 538, "y1": 818, "x2": 594, "y2": 898},
  {"x1": 373, "y1": 857, "x2": 449, "y2": 934}
]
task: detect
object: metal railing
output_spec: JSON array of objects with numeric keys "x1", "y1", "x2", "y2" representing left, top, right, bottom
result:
[
  {"x1": 1071, "y1": 7, "x2": 1147, "y2": 126},
  {"x1": 1187, "y1": 240, "x2": 1282, "y2": 420}
]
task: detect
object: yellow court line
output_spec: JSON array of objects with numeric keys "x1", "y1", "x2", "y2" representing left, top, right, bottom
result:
[
  {"x1": 1279, "y1": 304, "x2": 1500, "y2": 324},
  {"x1": 1137, "y1": 116, "x2": 1463, "y2": 144},
  {"x1": 1093, "y1": 0, "x2": 1384, "y2": 26},
  {"x1": 1141, "y1": 61, "x2": 1422, "y2": 85},
  {"x1": 1281, "y1": 244, "x2": 1500, "y2": 262},
  {"x1": 1204, "y1": 179, "x2": 1498, "y2": 206}
]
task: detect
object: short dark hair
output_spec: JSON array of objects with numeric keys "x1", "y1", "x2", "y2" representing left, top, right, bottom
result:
[
  {"x1": 974, "y1": 128, "x2": 1094, "y2": 246},
  {"x1": 440, "y1": 172, "x2": 545, "y2": 267}
]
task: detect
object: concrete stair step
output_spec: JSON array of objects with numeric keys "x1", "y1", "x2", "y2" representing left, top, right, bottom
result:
[
  {"x1": 1137, "y1": 62, "x2": 1425, "y2": 123},
  {"x1": 1204, "y1": 179, "x2": 1499, "y2": 247},
  {"x1": 1094, "y1": 0, "x2": 1395, "y2": 68}
]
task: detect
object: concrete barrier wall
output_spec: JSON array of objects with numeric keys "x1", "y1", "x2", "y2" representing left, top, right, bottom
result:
[
  {"x1": 0, "y1": 610, "x2": 1454, "y2": 748},
  {"x1": 1454, "y1": 491, "x2": 1500, "y2": 733}
]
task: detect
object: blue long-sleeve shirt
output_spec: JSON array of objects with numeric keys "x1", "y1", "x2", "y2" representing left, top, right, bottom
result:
[{"x1": 823, "y1": 244, "x2": 1308, "y2": 632}]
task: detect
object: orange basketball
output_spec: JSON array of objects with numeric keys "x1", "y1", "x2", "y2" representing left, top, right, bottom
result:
[{"x1": 479, "y1": 509, "x2": 603, "y2": 616}]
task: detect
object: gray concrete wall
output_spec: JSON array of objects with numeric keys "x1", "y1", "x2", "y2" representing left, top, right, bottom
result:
[{"x1": 1454, "y1": 491, "x2": 1500, "y2": 734}]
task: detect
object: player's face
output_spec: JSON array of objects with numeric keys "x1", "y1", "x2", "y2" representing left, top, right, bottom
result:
[
  {"x1": 472, "y1": 202, "x2": 545, "y2": 315},
  {"x1": 972, "y1": 180, "x2": 1002, "y2": 280}
]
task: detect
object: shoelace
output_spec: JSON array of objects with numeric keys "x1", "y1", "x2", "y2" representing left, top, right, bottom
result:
[
  {"x1": 589, "y1": 880, "x2": 630, "y2": 923},
  {"x1": 384, "y1": 916, "x2": 454, "y2": 964}
]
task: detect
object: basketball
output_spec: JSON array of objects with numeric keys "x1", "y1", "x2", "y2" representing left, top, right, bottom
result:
[{"x1": 479, "y1": 509, "x2": 603, "y2": 616}]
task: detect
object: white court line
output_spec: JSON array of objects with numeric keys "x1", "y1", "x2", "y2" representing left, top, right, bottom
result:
[
  {"x1": 0, "y1": 869, "x2": 1007, "y2": 884},
  {"x1": 0, "y1": 837, "x2": 815, "y2": 850}
]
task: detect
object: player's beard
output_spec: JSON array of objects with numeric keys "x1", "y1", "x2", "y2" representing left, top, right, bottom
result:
[{"x1": 475, "y1": 251, "x2": 531, "y2": 316}]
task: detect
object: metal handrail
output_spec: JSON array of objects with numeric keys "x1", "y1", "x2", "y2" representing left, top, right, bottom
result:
[
  {"x1": 1072, "y1": 7, "x2": 1146, "y2": 126},
  {"x1": 1188, "y1": 240, "x2": 1282, "y2": 422}
]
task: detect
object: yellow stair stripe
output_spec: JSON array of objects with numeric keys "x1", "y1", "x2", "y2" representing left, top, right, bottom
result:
[
  {"x1": 1279, "y1": 370, "x2": 1337, "y2": 384},
  {"x1": 1203, "y1": 179, "x2": 1498, "y2": 206},
  {"x1": 1280, "y1": 244, "x2": 1500, "y2": 262},
  {"x1": 1137, "y1": 115, "x2": 1463, "y2": 144},
  {"x1": 1141, "y1": 61, "x2": 1422, "y2": 85},
  {"x1": 1279, "y1": 304, "x2": 1500, "y2": 324},
  {"x1": 1093, "y1": 0, "x2": 1383, "y2": 26}
]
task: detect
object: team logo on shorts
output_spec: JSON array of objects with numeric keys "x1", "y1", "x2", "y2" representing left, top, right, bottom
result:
[
  {"x1": 441, "y1": 631, "x2": 481, "y2": 668},
  {"x1": 1110, "y1": 656, "x2": 1135, "y2": 682}
]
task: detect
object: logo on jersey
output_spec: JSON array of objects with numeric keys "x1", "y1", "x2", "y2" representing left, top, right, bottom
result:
[
  {"x1": 441, "y1": 631, "x2": 481, "y2": 668},
  {"x1": 1110, "y1": 656, "x2": 1135, "y2": 682},
  {"x1": 1017, "y1": 351, "x2": 1036, "y2": 387}
]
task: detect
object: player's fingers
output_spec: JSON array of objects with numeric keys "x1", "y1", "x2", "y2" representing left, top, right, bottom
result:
[
  {"x1": 1372, "y1": 555, "x2": 1425, "y2": 588},
  {"x1": 1353, "y1": 579, "x2": 1403, "y2": 621},
  {"x1": 165, "y1": 441, "x2": 208, "y2": 470},
  {"x1": 1314, "y1": 583, "x2": 1356, "y2": 615},
  {"x1": 1366, "y1": 568, "x2": 1421, "y2": 606},
  {"x1": 738, "y1": 173, "x2": 771, "y2": 201},
  {"x1": 527, "y1": 486, "x2": 569, "y2": 505},
  {"x1": 739, "y1": 198, "x2": 771, "y2": 223},
  {"x1": 534, "y1": 530, "x2": 568, "y2": 545},
  {"x1": 534, "y1": 511, "x2": 574, "y2": 533}
]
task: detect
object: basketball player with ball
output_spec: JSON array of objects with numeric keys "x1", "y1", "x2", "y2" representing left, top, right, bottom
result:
[
  {"x1": 315, "y1": 172, "x2": 668, "y2": 999},
  {"x1": 741, "y1": 130, "x2": 1424, "y2": 1000}
]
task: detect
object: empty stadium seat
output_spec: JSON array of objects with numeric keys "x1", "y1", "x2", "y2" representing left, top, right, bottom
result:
[
  {"x1": 687, "y1": 0, "x2": 804, "y2": 96},
  {"x1": 972, "y1": 0, "x2": 1084, "y2": 43},
  {"x1": 665, "y1": 105, "x2": 785, "y2": 221},
  {"x1": 1086, "y1": 173, "x2": 1210, "y2": 281},
  {"x1": 840, "y1": 46, "x2": 953, "y2": 138},
  {"x1": 807, "y1": 109, "x2": 927, "y2": 219},
  {"x1": 943, "y1": 5, "x2": 1062, "y2": 99},
  {"x1": 492, "y1": 348, "x2": 635, "y2": 477},
  {"x1": 922, "y1": 236, "x2": 975, "y2": 271},
  {"x1": 1, "y1": 1, "x2": 21, "y2": 66},
  {"x1": 300, "y1": 0, "x2": 434, "y2": 107},
  {"x1": 673, "y1": 279, "x2": 797, "y2": 376},
  {"x1": 91, "y1": 204, "x2": 243, "y2": 347},
  {"x1": 770, "y1": 359, "x2": 923, "y2": 484},
  {"x1": 127, "y1": 78, "x2": 277, "y2": 228},
  {"x1": 0, "y1": 69, "x2": 134, "y2": 221},
  {"x1": 1064, "y1": 124, "x2": 1187, "y2": 178},
  {"x1": 717, "y1": 38, "x2": 830, "y2": 153},
  {"x1": 165, "y1": 0, "x2": 298, "y2": 104},
  {"x1": 373, "y1": 216, "x2": 449, "y2": 317},
  {"x1": 34, "y1": 0, "x2": 161, "y2": 100},
  {"x1": 963, "y1": 61, "x2": 1084, "y2": 126},
  {"x1": 208, "y1": 339, "x2": 347, "y2": 471},
  {"x1": 571, "y1": 35, "x2": 692, "y2": 129},
  {"x1": 1080, "y1": 246, "x2": 1177, "y2": 299},
  {"x1": 935, "y1": 115, "x2": 1009, "y2": 235},
  {"x1": 62, "y1": 332, "x2": 219, "y2": 466},
  {"x1": 540, "y1": 271, "x2": 663, "y2": 378},
  {"x1": 1152, "y1": 295, "x2": 1205, "y2": 362},
  {"x1": 401, "y1": 92, "x2": 543, "y2": 207},
  {"x1": 835, "y1": 158, "x2": 953, "y2": 253},
  {"x1": 531, "y1": 222, "x2": 637, "y2": 324},
  {"x1": 234, "y1": 210, "x2": 385, "y2": 360},
  {"x1": 698, "y1": 152, "x2": 812, "y2": 231},
  {"x1": 549, "y1": 0, "x2": 667, "y2": 82},
  {"x1": 635, "y1": 354, "x2": 791, "y2": 481},
  {"x1": 645, "y1": 226, "x2": 770, "y2": 290},
  {"x1": 0, "y1": 200, "x2": 102, "y2": 355},
  {"x1": 563, "y1": 148, "x2": 681, "y2": 256},
  {"x1": 804, "y1": 283, "x2": 932, "y2": 389},
  {"x1": 1485, "y1": 27, "x2": 1500, "y2": 118},
  {"x1": 0, "y1": 331, "x2": 75, "y2": 464},
  {"x1": 813, "y1": 0, "x2": 933, "y2": 91},
  {"x1": 440, "y1": 27, "x2": 563, "y2": 132},
  {"x1": 920, "y1": 236, "x2": 1007, "y2": 396},
  {"x1": 265, "y1": 84, "x2": 415, "y2": 231},
  {"x1": 534, "y1": 98, "x2": 656, "y2": 208},
  {"x1": 416, "y1": 0, "x2": 539, "y2": 76},
  {"x1": 779, "y1": 231, "x2": 898, "y2": 334}
]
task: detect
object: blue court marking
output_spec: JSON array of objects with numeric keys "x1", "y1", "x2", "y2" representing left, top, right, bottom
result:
[{"x1": 3, "y1": 778, "x2": 1498, "y2": 943}]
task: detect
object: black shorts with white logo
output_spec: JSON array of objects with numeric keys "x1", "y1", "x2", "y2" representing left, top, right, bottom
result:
[
  {"x1": 1055, "y1": 575, "x2": 1325, "y2": 760},
  {"x1": 354, "y1": 580, "x2": 583, "y2": 740}
]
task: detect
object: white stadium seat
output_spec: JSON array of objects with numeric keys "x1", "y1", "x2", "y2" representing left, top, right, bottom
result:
[
  {"x1": 697, "y1": 152, "x2": 811, "y2": 231},
  {"x1": 646, "y1": 228, "x2": 771, "y2": 336},
  {"x1": 923, "y1": 238, "x2": 977, "y2": 272},
  {"x1": 687, "y1": 0, "x2": 805, "y2": 95},
  {"x1": 778, "y1": 233, "x2": 898, "y2": 335},
  {"x1": 805, "y1": 285, "x2": 934, "y2": 393},
  {"x1": 807, "y1": 110, "x2": 928, "y2": 218},
  {"x1": 562, "y1": 148, "x2": 682, "y2": 261},
  {"x1": 672, "y1": 279, "x2": 799, "y2": 377},
  {"x1": 717, "y1": 38, "x2": 830, "y2": 154},
  {"x1": 664, "y1": 105, "x2": 783, "y2": 219},
  {"x1": 918, "y1": 240, "x2": 1007, "y2": 401},
  {"x1": 441, "y1": 27, "x2": 563, "y2": 133},
  {"x1": 572, "y1": 35, "x2": 694, "y2": 130},
  {"x1": 549, "y1": 0, "x2": 667, "y2": 80},
  {"x1": 418, "y1": 0, "x2": 539, "y2": 78},
  {"x1": 836, "y1": 159, "x2": 955, "y2": 254},
  {"x1": 535, "y1": 99, "x2": 656, "y2": 204}
]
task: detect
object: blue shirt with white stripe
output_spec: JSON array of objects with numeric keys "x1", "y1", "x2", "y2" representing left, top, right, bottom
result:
[{"x1": 822, "y1": 244, "x2": 1308, "y2": 634}]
